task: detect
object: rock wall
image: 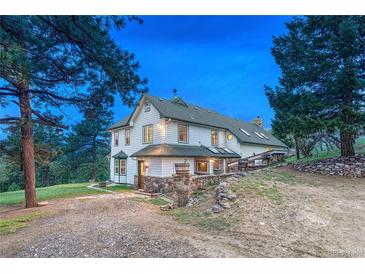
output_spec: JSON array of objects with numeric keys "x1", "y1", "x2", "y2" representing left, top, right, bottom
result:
[
  {"x1": 291, "y1": 155, "x2": 365, "y2": 178},
  {"x1": 143, "y1": 176, "x2": 174, "y2": 193}
]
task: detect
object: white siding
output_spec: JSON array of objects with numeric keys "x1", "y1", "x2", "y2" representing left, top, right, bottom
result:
[
  {"x1": 161, "y1": 158, "x2": 195, "y2": 177},
  {"x1": 240, "y1": 143, "x2": 273, "y2": 158},
  {"x1": 110, "y1": 101, "x2": 163, "y2": 184}
]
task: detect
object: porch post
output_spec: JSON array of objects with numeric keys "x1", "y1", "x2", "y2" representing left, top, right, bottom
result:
[{"x1": 118, "y1": 159, "x2": 120, "y2": 183}]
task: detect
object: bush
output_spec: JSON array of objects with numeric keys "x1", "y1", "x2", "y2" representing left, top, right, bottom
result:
[{"x1": 7, "y1": 182, "x2": 21, "y2": 192}]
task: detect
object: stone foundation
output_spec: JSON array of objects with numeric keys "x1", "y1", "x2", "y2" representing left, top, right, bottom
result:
[
  {"x1": 142, "y1": 176, "x2": 174, "y2": 193},
  {"x1": 291, "y1": 155, "x2": 365, "y2": 177}
]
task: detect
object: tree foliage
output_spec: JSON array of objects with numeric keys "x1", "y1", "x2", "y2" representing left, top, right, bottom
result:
[{"x1": 267, "y1": 16, "x2": 365, "y2": 157}]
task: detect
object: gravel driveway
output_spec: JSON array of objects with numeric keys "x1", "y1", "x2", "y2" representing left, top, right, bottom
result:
[{"x1": 1, "y1": 168, "x2": 364, "y2": 258}]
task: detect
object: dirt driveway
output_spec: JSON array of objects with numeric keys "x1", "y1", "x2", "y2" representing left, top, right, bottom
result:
[{"x1": 1, "y1": 168, "x2": 364, "y2": 258}]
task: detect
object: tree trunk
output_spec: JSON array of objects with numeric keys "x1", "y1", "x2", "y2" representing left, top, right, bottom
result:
[
  {"x1": 91, "y1": 137, "x2": 97, "y2": 182},
  {"x1": 294, "y1": 136, "x2": 301, "y2": 160},
  {"x1": 340, "y1": 130, "x2": 355, "y2": 157},
  {"x1": 19, "y1": 87, "x2": 38, "y2": 208}
]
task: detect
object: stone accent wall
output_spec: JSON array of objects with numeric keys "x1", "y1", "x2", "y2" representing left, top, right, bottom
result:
[
  {"x1": 142, "y1": 176, "x2": 174, "y2": 193},
  {"x1": 191, "y1": 173, "x2": 237, "y2": 192},
  {"x1": 291, "y1": 155, "x2": 365, "y2": 178}
]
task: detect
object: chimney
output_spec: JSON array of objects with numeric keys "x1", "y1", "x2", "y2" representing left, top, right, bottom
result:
[{"x1": 252, "y1": 116, "x2": 263, "y2": 128}]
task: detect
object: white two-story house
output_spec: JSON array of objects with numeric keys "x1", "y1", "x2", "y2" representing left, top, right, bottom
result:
[{"x1": 108, "y1": 94, "x2": 287, "y2": 189}]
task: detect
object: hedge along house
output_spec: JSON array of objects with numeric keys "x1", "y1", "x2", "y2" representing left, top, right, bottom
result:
[{"x1": 108, "y1": 94, "x2": 287, "y2": 190}]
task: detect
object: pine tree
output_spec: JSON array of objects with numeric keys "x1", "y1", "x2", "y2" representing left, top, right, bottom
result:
[
  {"x1": 0, "y1": 16, "x2": 147, "y2": 207},
  {"x1": 268, "y1": 16, "x2": 365, "y2": 157}
]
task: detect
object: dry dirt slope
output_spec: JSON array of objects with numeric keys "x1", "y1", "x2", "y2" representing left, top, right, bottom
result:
[{"x1": 1, "y1": 167, "x2": 364, "y2": 257}]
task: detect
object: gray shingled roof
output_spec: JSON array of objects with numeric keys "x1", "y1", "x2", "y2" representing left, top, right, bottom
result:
[
  {"x1": 131, "y1": 144, "x2": 241, "y2": 158},
  {"x1": 109, "y1": 94, "x2": 287, "y2": 148},
  {"x1": 108, "y1": 114, "x2": 131, "y2": 130},
  {"x1": 112, "y1": 150, "x2": 128, "y2": 159}
]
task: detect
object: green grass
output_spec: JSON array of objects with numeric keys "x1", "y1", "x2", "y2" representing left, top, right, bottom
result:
[
  {"x1": 169, "y1": 208, "x2": 231, "y2": 230},
  {"x1": 0, "y1": 212, "x2": 48, "y2": 235},
  {"x1": 105, "y1": 184, "x2": 133, "y2": 192},
  {"x1": 0, "y1": 183, "x2": 131, "y2": 206},
  {"x1": 150, "y1": 198, "x2": 170, "y2": 206},
  {"x1": 287, "y1": 136, "x2": 365, "y2": 163}
]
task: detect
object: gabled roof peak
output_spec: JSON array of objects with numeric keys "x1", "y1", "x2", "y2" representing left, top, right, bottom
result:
[{"x1": 170, "y1": 96, "x2": 188, "y2": 107}]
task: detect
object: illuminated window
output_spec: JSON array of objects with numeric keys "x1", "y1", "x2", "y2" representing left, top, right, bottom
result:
[
  {"x1": 143, "y1": 125, "x2": 153, "y2": 143},
  {"x1": 211, "y1": 130, "x2": 218, "y2": 146},
  {"x1": 114, "y1": 131, "x2": 119, "y2": 146},
  {"x1": 213, "y1": 159, "x2": 222, "y2": 171},
  {"x1": 125, "y1": 129, "x2": 130, "y2": 145},
  {"x1": 120, "y1": 160, "x2": 126, "y2": 175},
  {"x1": 196, "y1": 160, "x2": 208, "y2": 173},
  {"x1": 178, "y1": 124, "x2": 188, "y2": 143},
  {"x1": 227, "y1": 133, "x2": 233, "y2": 140}
]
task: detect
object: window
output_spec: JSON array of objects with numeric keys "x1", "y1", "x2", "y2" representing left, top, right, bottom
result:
[
  {"x1": 114, "y1": 131, "x2": 119, "y2": 146},
  {"x1": 260, "y1": 132, "x2": 269, "y2": 139},
  {"x1": 144, "y1": 102, "x2": 151, "y2": 112},
  {"x1": 125, "y1": 129, "x2": 130, "y2": 145},
  {"x1": 196, "y1": 160, "x2": 208, "y2": 173},
  {"x1": 240, "y1": 128, "x2": 251, "y2": 136},
  {"x1": 143, "y1": 125, "x2": 153, "y2": 143},
  {"x1": 178, "y1": 124, "x2": 188, "y2": 143},
  {"x1": 227, "y1": 133, "x2": 233, "y2": 141},
  {"x1": 213, "y1": 159, "x2": 222, "y2": 171},
  {"x1": 120, "y1": 160, "x2": 126, "y2": 175},
  {"x1": 211, "y1": 130, "x2": 218, "y2": 146},
  {"x1": 114, "y1": 158, "x2": 119, "y2": 175}
]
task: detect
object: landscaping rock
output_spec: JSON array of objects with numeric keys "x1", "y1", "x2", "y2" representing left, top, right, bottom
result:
[
  {"x1": 291, "y1": 155, "x2": 365, "y2": 178},
  {"x1": 212, "y1": 204, "x2": 222, "y2": 213}
]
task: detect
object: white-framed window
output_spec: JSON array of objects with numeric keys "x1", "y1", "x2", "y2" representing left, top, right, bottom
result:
[
  {"x1": 114, "y1": 131, "x2": 119, "y2": 146},
  {"x1": 212, "y1": 159, "x2": 222, "y2": 171},
  {"x1": 114, "y1": 158, "x2": 119, "y2": 175},
  {"x1": 144, "y1": 102, "x2": 151, "y2": 112},
  {"x1": 211, "y1": 130, "x2": 218, "y2": 146},
  {"x1": 178, "y1": 124, "x2": 188, "y2": 143},
  {"x1": 196, "y1": 160, "x2": 209, "y2": 173},
  {"x1": 120, "y1": 160, "x2": 126, "y2": 175},
  {"x1": 143, "y1": 124, "x2": 153, "y2": 144},
  {"x1": 240, "y1": 128, "x2": 251, "y2": 136},
  {"x1": 125, "y1": 129, "x2": 130, "y2": 145}
]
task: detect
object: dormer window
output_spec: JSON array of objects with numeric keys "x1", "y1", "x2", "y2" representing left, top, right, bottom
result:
[{"x1": 144, "y1": 102, "x2": 151, "y2": 112}]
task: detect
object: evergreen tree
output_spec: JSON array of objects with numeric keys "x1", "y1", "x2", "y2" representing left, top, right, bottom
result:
[
  {"x1": 268, "y1": 16, "x2": 365, "y2": 157},
  {"x1": 0, "y1": 16, "x2": 147, "y2": 207}
]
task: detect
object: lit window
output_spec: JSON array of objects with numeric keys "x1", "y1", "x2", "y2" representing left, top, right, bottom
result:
[
  {"x1": 125, "y1": 129, "x2": 130, "y2": 145},
  {"x1": 143, "y1": 125, "x2": 153, "y2": 143},
  {"x1": 114, "y1": 131, "x2": 119, "y2": 146},
  {"x1": 114, "y1": 158, "x2": 119, "y2": 174},
  {"x1": 144, "y1": 102, "x2": 151, "y2": 112},
  {"x1": 213, "y1": 159, "x2": 222, "y2": 171},
  {"x1": 211, "y1": 130, "x2": 218, "y2": 146},
  {"x1": 196, "y1": 160, "x2": 208, "y2": 173},
  {"x1": 227, "y1": 133, "x2": 233, "y2": 141},
  {"x1": 254, "y1": 132, "x2": 264, "y2": 138},
  {"x1": 240, "y1": 128, "x2": 251, "y2": 136},
  {"x1": 120, "y1": 160, "x2": 126, "y2": 175},
  {"x1": 178, "y1": 124, "x2": 188, "y2": 143}
]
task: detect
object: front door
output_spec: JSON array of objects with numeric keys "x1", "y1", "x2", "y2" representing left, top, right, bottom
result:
[{"x1": 137, "y1": 160, "x2": 145, "y2": 189}]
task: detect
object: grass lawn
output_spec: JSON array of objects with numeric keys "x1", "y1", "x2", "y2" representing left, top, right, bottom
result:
[
  {"x1": 0, "y1": 212, "x2": 48, "y2": 235},
  {"x1": 0, "y1": 183, "x2": 132, "y2": 206}
]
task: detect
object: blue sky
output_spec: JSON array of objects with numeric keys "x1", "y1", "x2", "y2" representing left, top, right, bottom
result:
[
  {"x1": 111, "y1": 16, "x2": 290, "y2": 128},
  {"x1": 0, "y1": 16, "x2": 291, "y2": 137}
]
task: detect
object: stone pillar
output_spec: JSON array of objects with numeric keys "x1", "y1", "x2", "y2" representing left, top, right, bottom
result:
[{"x1": 172, "y1": 173, "x2": 192, "y2": 207}]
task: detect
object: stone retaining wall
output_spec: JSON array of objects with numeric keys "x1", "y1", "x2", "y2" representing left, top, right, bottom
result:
[
  {"x1": 291, "y1": 155, "x2": 365, "y2": 178},
  {"x1": 143, "y1": 176, "x2": 174, "y2": 193}
]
